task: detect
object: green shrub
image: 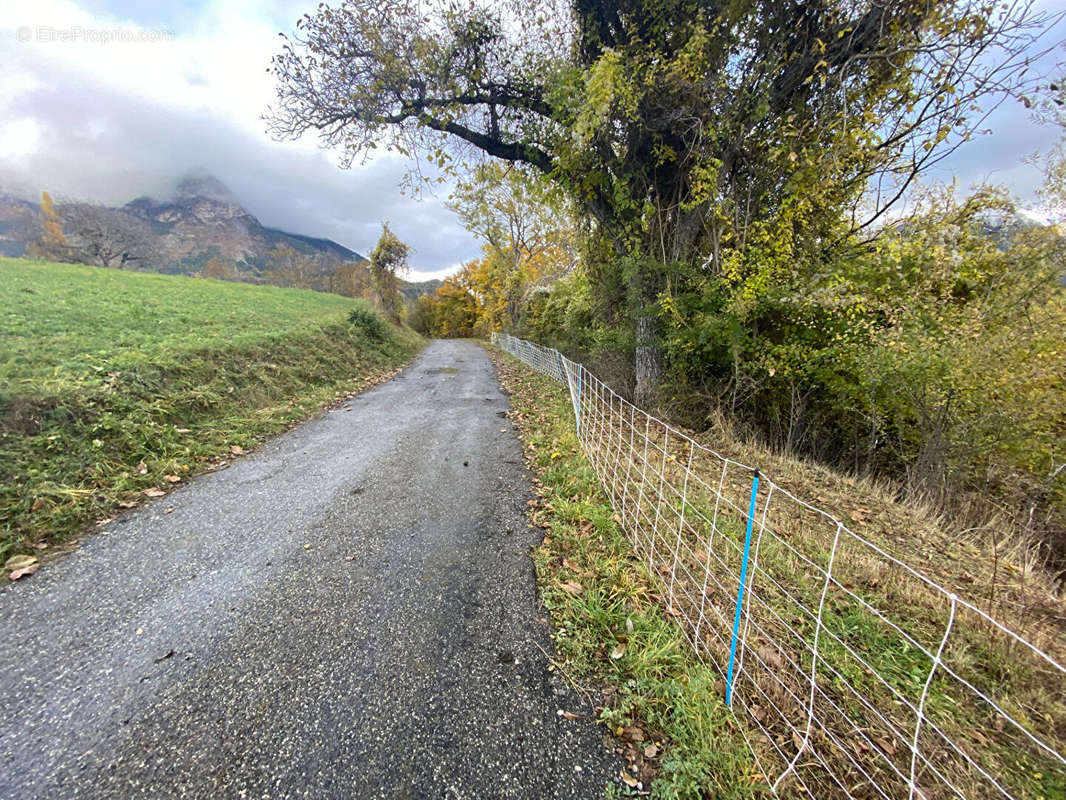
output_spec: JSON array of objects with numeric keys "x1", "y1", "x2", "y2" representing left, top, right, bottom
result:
[{"x1": 348, "y1": 304, "x2": 388, "y2": 341}]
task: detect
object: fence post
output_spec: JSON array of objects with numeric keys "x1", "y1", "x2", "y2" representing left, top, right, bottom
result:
[
  {"x1": 725, "y1": 469, "x2": 760, "y2": 707},
  {"x1": 575, "y1": 367, "x2": 583, "y2": 437}
]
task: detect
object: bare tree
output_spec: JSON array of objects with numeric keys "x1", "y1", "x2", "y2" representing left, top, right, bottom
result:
[
  {"x1": 264, "y1": 243, "x2": 317, "y2": 289},
  {"x1": 59, "y1": 202, "x2": 157, "y2": 269}
]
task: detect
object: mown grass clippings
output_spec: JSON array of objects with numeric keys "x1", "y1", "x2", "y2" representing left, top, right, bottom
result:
[
  {"x1": 1, "y1": 258, "x2": 423, "y2": 564},
  {"x1": 489, "y1": 346, "x2": 761, "y2": 799}
]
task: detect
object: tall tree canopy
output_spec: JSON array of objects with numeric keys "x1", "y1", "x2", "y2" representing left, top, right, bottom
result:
[{"x1": 270, "y1": 0, "x2": 1058, "y2": 404}]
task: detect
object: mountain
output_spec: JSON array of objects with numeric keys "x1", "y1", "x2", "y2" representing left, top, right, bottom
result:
[
  {"x1": 0, "y1": 194, "x2": 40, "y2": 258},
  {"x1": 399, "y1": 278, "x2": 443, "y2": 302},
  {"x1": 122, "y1": 176, "x2": 362, "y2": 273},
  {"x1": 0, "y1": 175, "x2": 364, "y2": 274}
]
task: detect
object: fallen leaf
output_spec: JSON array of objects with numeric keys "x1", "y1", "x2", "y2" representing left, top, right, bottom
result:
[
  {"x1": 557, "y1": 710, "x2": 579, "y2": 720},
  {"x1": 30, "y1": 497, "x2": 44, "y2": 512},
  {"x1": 136, "y1": 461, "x2": 148, "y2": 475},
  {"x1": 144, "y1": 488, "x2": 165, "y2": 498},
  {"x1": 163, "y1": 474, "x2": 181, "y2": 483},
  {"x1": 610, "y1": 643, "x2": 626, "y2": 660},
  {"x1": 875, "y1": 736, "x2": 897, "y2": 756},
  {"x1": 230, "y1": 445, "x2": 246, "y2": 455},
  {"x1": 643, "y1": 743, "x2": 659, "y2": 758},
  {"x1": 792, "y1": 729, "x2": 805, "y2": 752},
  {"x1": 6, "y1": 554, "x2": 39, "y2": 581},
  {"x1": 5, "y1": 554, "x2": 38, "y2": 571},
  {"x1": 9, "y1": 562, "x2": 38, "y2": 580},
  {"x1": 625, "y1": 726, "x2": 645, "y2": 742},
  {"x1": 560, "y1": 580, "x2": 584, "y2": 595},
  {"x1": 118, "y1": 500, "x2": 137, "y2": 508},
  {"x1": 620, "y1": 770, "x2": 639, "y2": 788}
]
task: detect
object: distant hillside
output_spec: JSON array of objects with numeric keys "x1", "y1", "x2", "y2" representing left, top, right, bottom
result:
[
  {"x1": 0, "y1": 175, "x2": 364, "y2": 275},
  {"x1": 399, "y1": 278, "x2": 443, "y2": 301},
  {"x1": 0, "y1": 194, "x2": 39, "y2": 258}
]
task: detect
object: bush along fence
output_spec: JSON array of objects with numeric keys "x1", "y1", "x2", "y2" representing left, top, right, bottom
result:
[{"x1": 492, "y1": 332, "x2": 1066, "y2": 800}]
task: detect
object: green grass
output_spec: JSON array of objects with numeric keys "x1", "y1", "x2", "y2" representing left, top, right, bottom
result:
[
  {"x1": 1, "y1": 258, "x2": 423, "y2": 561},
  {"x1": 490, "y1": 348, "x2": 760, "y2": 799}
]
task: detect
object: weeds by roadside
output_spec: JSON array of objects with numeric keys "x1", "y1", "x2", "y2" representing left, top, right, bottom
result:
[{"x1": 490, "y1": 346, "x2": 761, "y2": 799}]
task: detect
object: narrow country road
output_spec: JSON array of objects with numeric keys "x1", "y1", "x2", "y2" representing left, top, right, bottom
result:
[{"x1": 0, "y1": 340, "x2": 618, "y2": 799}]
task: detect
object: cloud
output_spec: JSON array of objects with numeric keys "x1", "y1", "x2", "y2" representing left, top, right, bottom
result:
[
  {"x1": 0, "y1": 0, "x2": 476, "y2": 275},
  {"x1": 0, "y1": 0, "x2": 1062, "y2": 280}
]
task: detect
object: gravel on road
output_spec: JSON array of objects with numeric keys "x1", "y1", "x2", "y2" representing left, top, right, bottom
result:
[{"x1": 0, "y1": 339, "x2": 619, "y2": 799}]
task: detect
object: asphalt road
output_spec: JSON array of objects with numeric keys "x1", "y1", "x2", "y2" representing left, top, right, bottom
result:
[{"x1": 0, "y1": 340, "x2": 619, "y2": 799}]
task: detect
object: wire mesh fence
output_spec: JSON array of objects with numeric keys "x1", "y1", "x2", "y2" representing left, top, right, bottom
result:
[{"x1": 492, "y1": 332, "x2": 1066, "y2": 800}]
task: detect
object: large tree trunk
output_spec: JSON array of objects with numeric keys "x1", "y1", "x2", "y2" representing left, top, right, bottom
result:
[{"x1": 634, "y1": 312, "x2": 662, "y2": 409}]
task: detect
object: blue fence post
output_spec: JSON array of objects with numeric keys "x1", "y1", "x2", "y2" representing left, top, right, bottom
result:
[
  {"x1": 725, "y1": 469, "x2": 760, "y2": 707},
  {"x1": 575, "y1": 367, "x2": 583, "y2": 436}
]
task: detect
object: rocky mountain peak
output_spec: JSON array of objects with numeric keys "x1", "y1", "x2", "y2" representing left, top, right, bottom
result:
[{"x1": 174, "y1": 174, "x2": 238, "y2": 204}]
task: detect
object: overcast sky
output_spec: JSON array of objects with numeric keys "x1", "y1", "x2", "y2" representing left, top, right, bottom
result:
[{"x1": 1, "y1": 0, "x2": 1063, "y2": 278}]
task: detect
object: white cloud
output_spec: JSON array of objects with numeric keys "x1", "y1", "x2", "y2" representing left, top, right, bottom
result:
[{"x1": 0, "y1": 0, "x2": 480, "y2": 274}]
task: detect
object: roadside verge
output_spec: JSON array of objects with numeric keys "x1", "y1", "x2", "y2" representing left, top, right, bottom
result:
[{"x1": 489, "y1": 346, "x2": 758, "y2": 799}]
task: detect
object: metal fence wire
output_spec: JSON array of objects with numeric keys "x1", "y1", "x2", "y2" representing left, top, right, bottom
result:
[{"x1": 492, "y1": 332, "x2": 1066, "y2": 800}]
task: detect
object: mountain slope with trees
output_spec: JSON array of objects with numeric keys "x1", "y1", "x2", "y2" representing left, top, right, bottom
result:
[{"x1": 4, "y1": 175, "x2": 364, "y2": 275}]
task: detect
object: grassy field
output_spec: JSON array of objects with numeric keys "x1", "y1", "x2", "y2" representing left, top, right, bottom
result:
[{"x1": 1, "y1": 257, "x2": 422, "y2": 563}]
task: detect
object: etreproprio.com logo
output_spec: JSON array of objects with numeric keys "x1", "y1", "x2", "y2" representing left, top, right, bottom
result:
[{"x1": 16, "y1": 25, "x2": 175, "y2": 45}]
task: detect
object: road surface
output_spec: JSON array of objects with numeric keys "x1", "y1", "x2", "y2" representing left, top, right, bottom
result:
[{"x1": 0, "y1": 340, "x2": 618, "y2": 799}]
